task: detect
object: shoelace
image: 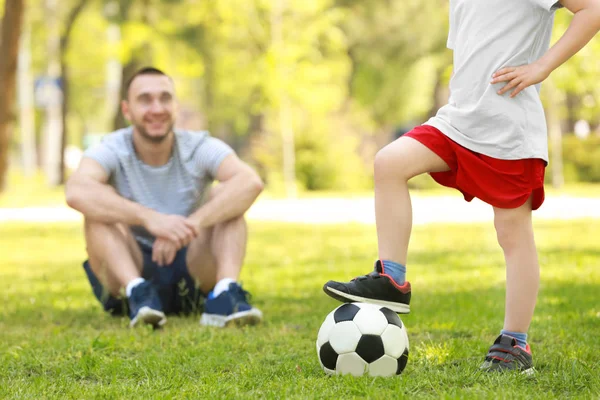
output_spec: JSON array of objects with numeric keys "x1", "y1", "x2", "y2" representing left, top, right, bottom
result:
[
  {"x1": 229, "y1": 284, "x2": 252, "y2": 304},
  {"x1": 352, "y1": 271, "x2": 381, "y2": 282},
  {"x1": 131, "y1": 283, "x2": 153, "y2": 302}
]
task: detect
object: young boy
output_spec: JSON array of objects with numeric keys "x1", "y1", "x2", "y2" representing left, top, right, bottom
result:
[{"x1": 323, "y1": 0, "x2": 600, "y2": 373}]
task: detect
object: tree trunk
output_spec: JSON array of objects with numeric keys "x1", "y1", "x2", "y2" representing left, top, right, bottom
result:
[
  {"x1": 271, "y1": 0, "x2": 297, "y2": 198},
  {"x1": 546, "y1": 83, "x2": 564, "y2": 189},
  {"x1": 59, "y1": 0, "x2": 89, "y2": 181},
  {"x1": 104, "y1": 19, "x2": 122, "y2": 133},
  {"x1": 18, "y1": 6, "x2": 37, "y2": 177},
  {"x1": 113, "y1": 59, "x2": 142, "y2": 130},
  {"x1": 42, "y1": 0, "x2": 64, "y2": 187},
  {"x1": 112, "y1": 0, "x2": 153, "y2": 131},
  {"x1": 0, "y1": 0, "x2": 25, "y2": 192}
]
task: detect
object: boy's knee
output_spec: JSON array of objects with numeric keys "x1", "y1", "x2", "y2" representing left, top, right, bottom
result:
[
  {"x1": 494, "y1": 213, "x2": 531, "y2": 250},
  {"x1": 374, "y1": 146, "x2": 406, "y2": 181}
]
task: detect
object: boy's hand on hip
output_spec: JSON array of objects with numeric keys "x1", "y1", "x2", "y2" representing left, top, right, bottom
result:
[{"x1": 491, "y1": 62, "x2": 551, "y2": 98}]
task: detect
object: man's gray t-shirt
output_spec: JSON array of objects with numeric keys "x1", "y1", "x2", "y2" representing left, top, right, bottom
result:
[
  {"x1": 83, "y1": 127, "x2": 233, "y2": 247},
  {"x1": 426, "y1": 0, "x2": 563, "y2": 163}
]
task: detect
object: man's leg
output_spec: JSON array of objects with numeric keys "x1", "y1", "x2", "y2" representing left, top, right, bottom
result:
[
  {"x1": 185, "y1": 216, "x2": 245, "y2": 294},
  {"x1": 480, "y1": 197, "x2": 538, "y2": 373},
  {"x1": 84, "y1": 220, "x2": 166, "y2": 327},
  {"x1": 85, "y1": 220, "x2": 143, "y2": 296},
  {"x1": 323, "y1": 136, "x2": 450, "y2": 313},
  {"x1": 186, "y1": 215, "x2": 262, "y2": 327}
]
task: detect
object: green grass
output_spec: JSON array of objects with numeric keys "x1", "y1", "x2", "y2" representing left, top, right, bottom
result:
[
  {"x1": 1, "y1": 220, "x2": 599, "y2": 399},
  {"x1": 0, "y1": 171, "x2": 67, "y2": 208}
]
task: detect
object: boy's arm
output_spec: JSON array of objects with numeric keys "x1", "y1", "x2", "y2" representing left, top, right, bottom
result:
[{"x1": 492, "y1": 0, "x2": 600, "y2": 97}]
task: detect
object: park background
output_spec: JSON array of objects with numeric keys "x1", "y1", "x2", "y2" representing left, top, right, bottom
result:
[{"x1": 0, "y1": 0, "x2": 599, "y2": 398}]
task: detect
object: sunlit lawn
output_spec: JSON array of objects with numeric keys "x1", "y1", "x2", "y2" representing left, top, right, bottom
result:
[{"x1": 1, "y1": 220, "x2": 599, "y2": 399}]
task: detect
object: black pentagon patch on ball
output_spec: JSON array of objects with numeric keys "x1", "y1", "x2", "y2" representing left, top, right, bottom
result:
[
  {"x1": 396, "y1": 348, "x2": 409, "y2": 374},
  {"x1": 319, "y1": 342, "x2": 338, "y2": 370},
  {"x1": 355, "y1": 334, "x2": 385, "y2": 363},
  {"x1": 333, "y1": 303, "x2": 360, "y2": 323},
  {"x1": 379, "y1": 307, "x2": 402, "y2": 328}
]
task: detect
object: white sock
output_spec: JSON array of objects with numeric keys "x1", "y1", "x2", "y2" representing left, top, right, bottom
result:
[
  {"x1": 126, "y1": 278, "x2": 145, "y2": 297},
  {"x1": 212, "y1": 278, "x2": 236, "y2": 297}
]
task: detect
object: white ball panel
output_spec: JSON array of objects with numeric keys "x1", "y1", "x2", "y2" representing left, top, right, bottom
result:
[
  {"x1": 368, "y1": 355, "x2": 398, "y2": 377},
  {"x1": 329, "y1": 321, "x2": 362, "y2": 354},
  {"x1": 353, "y1": 308, "x2": 388, "y2": 335},
  {"x1": 381, "y1": 325, "x2": 408, "y2": 358},
  {"x1": 354, "y1": 302, "x2": 380, "y2": 310},
  {"x1": 317, "y1": 312, "x2": 336, "y2": 347},
  {"x1": 336, "y1": 352, "x2": 368, "y2": 377}
]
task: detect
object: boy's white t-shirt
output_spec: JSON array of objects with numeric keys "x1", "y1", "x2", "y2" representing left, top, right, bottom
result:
[{"x1": 425, "y1": 0, "x2": 563, "y2": 163}]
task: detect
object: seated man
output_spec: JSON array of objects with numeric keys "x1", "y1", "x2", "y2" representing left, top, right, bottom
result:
[{"x1": 65, "y1": 67, "x2": 264, "y2": 328}]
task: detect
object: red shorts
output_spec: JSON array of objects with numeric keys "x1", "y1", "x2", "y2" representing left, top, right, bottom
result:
[{"x1": 405, "y1": 125, "x2": 546, "y2": 210}]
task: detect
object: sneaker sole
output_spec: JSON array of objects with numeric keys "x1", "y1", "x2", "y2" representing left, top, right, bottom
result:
[
  {"x1": 130, "y1": 307, "x2": 167, "y2": 328},
  {"x1": 521, "y1": 367, "x2": 536, "y2": 376},
  {"x1": 200, "y1": 308, "x2": 263, "y2": 328},
  {"x1": 325, "y1": 287, "x2": 410, "y2": 314}
]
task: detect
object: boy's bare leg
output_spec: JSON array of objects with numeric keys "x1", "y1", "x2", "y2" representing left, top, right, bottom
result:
[
  {"x1": 493, "y1": 197, "x2": 539, "y2": 333},
  {"x1": 323, "y1": 136, "x2": 450, "y2": 313},
  {"x1": 375, "y1": 136, "x2": 450, "y2": 265}
]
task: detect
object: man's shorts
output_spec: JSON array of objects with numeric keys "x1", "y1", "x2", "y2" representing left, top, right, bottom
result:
[
  {"x1": 404, "y1": 125, "x2": 546, "y2": 210},
  {"x1": 83, "y1": 243, "x2": 204, "y2": 316}
]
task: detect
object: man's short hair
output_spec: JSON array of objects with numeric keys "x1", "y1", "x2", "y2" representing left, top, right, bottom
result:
[{"x1": 124, "y1": 67, "x2": 172, "y2": 99}]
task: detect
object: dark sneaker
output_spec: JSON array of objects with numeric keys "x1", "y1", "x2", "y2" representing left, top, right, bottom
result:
[
  {"x1": 323, "y1": 260, "x2": 411, "y2": 314},
  {"x1": 128, "y1": 281, "x2": 166, "y2": 328},
  {"x1": 200, "y1": 282, "x2": 263, "y2": 327},
  {"x1": 480, "y1": 334, "x2": 535, "y2": 374}
]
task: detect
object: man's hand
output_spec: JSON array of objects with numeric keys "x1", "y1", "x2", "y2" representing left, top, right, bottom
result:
[
  {"x1": 144, "y1": 212, "x2": 198, "y2": 249},
  {"x1": 491, "y1": 62, "x2": 551, "y2": 98},
  {"x1": 152, "y1": 238, "x2": 178, "y2": 267}
]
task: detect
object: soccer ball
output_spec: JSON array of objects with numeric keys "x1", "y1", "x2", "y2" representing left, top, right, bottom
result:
[{"x1": 316, "y1": 302, "x2": 409, "y2": 377}]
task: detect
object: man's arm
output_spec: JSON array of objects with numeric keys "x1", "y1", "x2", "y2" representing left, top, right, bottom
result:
[
  {"x1": 65, "y1": 157, "x2": 197, "y2": 247},
  {"x1": 188, "y1": 154, "x2": 264, "y2": 229},
  {"x1": 65, "y1": 157, "x2": 152, "y2": 225},
  {"x1": 493, "y1": 0, "x2": 600, "y2": 97}
]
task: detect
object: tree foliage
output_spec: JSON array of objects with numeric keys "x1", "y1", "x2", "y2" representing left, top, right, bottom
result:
[{"x1": 4, "y1": 1, "x2": 600, "y2": 190}]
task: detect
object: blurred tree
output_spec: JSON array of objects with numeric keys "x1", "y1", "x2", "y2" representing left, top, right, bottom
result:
[
  {"x1": 111, "y1": 0, "x2": 155, "y2": 130},
  {"x1": 18, "y1": 5, "x2": 36, "y2": 176},
  {"x1": 58, "y1": 0, "x2": 89, "y2": 181},
  {"x1": 0, "y1": 0, "x2": 25, "y2": 192},
  {"x1": 41, "y1": 0, "x2": 64, "y2": 187},
  {"x1": 340, "y1": 0, "x2": 448, "y2": 123},
  {"x1": 550, "y1": 11, "x2": 600, "y2": 132},
  {"x1": 8, "y1": 0, "x2": 598, "y2": 192}
]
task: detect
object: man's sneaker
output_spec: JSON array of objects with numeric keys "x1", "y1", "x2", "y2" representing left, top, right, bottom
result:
[
  {"x1": 128, "y1": 281, "x2": 167, "y2": 328},
  {"x1": 480, "y1": 334, "x2": 535, "y2": 375},
  {"x1": 200, "y1": 282, "x2": 263, "y2": 328},
  {"x1": 323, "y1": 260, "x2": 411, "y2": 314}
]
